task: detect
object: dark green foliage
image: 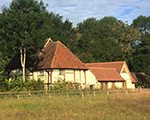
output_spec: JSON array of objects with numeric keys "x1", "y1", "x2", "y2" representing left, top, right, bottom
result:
[
  {"x1": 0, "y1": 0, "x2": 74, "y2": 82},
  {"x1": 0, "y1": 77, "x2": 8, "y2": 92},
  {"x1": 135, "y1": 73, "x2": 150, "y2": 88},
  {"x1": 75, "y1": 17, "x2": 140, "y2": 63},
  {"x1": 131, "y1": 16, "x2": 150, "y2": 78},
  {"x1": 0, "y1": 0, "x2": 48, "y2": 58},
  {"x1": 132, "y1": 15, "x2": 150, "y2": 32},
  {"x1": 0, "y1": 0, "x2": 49, "y2": 81}
]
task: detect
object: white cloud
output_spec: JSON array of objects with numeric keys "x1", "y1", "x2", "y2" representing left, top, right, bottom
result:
[
  {"x1": 0, "y1": 0, "x2": 12, "y2": 11},
  {"x1": 0, "y1": 0, "x2": 150, "y2": 26}
]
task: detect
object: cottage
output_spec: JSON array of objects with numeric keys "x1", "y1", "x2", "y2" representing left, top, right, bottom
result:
[
  {"x1": 85, "y1": 61, "x2": 136, "y2": 89},
  {"x1": 6, "y1": 39, "x2": 89, "y2": 89},
  {"x1": 6, "y1": 38, "x2": 136, "y2": 90}
]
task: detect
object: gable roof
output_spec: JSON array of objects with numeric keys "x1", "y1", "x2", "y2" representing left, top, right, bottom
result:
[
  {"x1": 85, "y1": 61, "x2": 125, "y2": 73},
  {"x1": 88, "y1": 67, "x2": 125, "y2": 82},
  {"x1": 36, "y1": 41, "x2": 87, "y2": 70},
  {"x1": 6, "y1": 40, "x2": 87, "y2": 70}
]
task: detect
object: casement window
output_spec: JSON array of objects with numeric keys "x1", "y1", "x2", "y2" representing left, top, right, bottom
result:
[{"x1": 59, "y1": 69, "x2": 64, "y2": 75}]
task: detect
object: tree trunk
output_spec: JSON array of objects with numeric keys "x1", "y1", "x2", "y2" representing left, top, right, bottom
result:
[{"x1": 20, "y1": 47, "x2": 26, "y2": 82}]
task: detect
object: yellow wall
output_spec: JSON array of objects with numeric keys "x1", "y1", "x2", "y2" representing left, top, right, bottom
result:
[
  {"x1": 120, "y1": 73, "x2": 135, "y2": 89},
  {"x1": 119, "y1": 63, "x2": 135, "y2": 89},
  {"x1": 115, "y1": 82, "x2": 123, "y2": 88},
  {"x1": 85, "y1": 70, "x2": 96, "y2": 85}
]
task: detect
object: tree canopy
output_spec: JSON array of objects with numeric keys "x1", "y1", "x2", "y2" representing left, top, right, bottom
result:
[
  {"x1": 0, "y1": 0, "x2": 74, "y2": 81},
  {"x1": 131, "y1": 16, "x2": 150, "y2": 77},
  {"x1": 74, "y1": 17, "x2": 141, "y2": 63}
]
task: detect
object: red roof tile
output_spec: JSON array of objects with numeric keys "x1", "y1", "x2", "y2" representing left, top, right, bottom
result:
[
  {"x1": 36, "y1": 41, "x2": 87, "y2": 70},
  {"x1": 89, "y1": 67, "x2": 125, "y2": 82},
  {"x1": 6, "y1": 40, "x2": 87, "y2": 70},
  {"x1": 85, "y1": 61, "x2": 125, "y2": 73}
]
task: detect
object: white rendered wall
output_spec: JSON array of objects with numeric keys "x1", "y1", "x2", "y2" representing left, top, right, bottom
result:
[
  {"x1": 85, "y1": 70, "x2": 96, "y2": 85},
  {"x1": 115, "y1": 82, "x2": 123, "y2": 88},
  {"x1": 121, "y1": 73, "x2": 135, "y2": 89}
]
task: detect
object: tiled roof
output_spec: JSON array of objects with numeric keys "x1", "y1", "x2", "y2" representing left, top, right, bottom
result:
[
  {"x1": 6, "y1": 40, "x2": 87, "y2": 70},
  {"x1": 85, "y1": 61, "x2": 125, "y2": 73},
  {"x1": 36, "y1": 41, "x2": 87, "y2": 70},
  {"x1": 89, "y1": 67, "x2": 125, "y2": 82}
]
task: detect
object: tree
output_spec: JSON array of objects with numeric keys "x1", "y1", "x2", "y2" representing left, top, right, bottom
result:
[
  {"x1": 132, "y1": 15, "x2": 150, "y2": 33},
  {"x1": 0, "y1": 0, "x2": 48, "y2": 82},
  {"x1": 131, "y1": 16, "x2": 150, "y2": 77},
  {"x1": 74, "y1": 17, "x2": 141, "y2": 63}
]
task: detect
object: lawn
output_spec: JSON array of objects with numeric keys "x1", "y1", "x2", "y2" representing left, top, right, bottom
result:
[{"x1": 0, "y1": 90, "x2": 150, "y2": 120}]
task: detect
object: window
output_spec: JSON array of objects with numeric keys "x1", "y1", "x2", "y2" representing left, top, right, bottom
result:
[
  {"x1": 122, "y1": 68, "x2": 127, "y2": 73},
  {"x1": 39, "y1": 70, "x2": 44, "y2": 76},
  {"x1": 59, "y1": 69, "x2": 64, "y2": 75}
]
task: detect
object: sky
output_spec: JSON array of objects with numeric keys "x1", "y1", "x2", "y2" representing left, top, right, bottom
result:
[{"x1": 0, "y1": 0, "x2": 150, "y2": 26}]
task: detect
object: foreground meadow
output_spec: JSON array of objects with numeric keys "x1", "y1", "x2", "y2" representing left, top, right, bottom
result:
[{"x1": 0, "y1": 91, "x2": 150, "y2": 120}]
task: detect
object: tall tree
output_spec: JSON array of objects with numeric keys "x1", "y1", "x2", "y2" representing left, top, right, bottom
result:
[
  {"x1": 132, "y1": 15, "x2": 150, "y2": 32},
  {"x1": 0, "y1": 0, "x2": 48, "y2": 82},
  {"x1": 132, "y1": 16, "x2": 150, "y2": 77},
  {"x1": 75, "y1": 17, "x2": 141, "y2": 63}
]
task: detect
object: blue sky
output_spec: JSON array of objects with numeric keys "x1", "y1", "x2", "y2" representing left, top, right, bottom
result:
[{"x1": 0, "y1": 0, "x2": 150, "y2": 26}]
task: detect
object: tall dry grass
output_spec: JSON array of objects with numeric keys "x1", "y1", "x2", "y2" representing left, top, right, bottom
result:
[{"x1": 0, "y1": 91, "x2": 150, "y2": 120}]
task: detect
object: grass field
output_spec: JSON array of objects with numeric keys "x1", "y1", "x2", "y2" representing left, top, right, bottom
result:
[{"x1": 0, "y1": 90, "x2": 150, "y2": 120}]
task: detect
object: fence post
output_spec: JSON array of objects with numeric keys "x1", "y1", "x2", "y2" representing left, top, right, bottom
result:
[
  {"x1": 117, "y1": 91, "x2": 119, "y2": 95},
  {"x1": 93, "y1": 91, "x2": 95, "y2": 97},
  {"x1": 82, "y1": 92, "x2": 84, "y2": 99},
  {"x1": 49, "y1": 94, "x2": 52, "y2": 98},
  {"x1": 28, "y1": 91, "x2": 31, "y2": 96},
  {"x1": 107, "y1": 91, "x2": 109, "y2": 95},
  {"x1": 66, "y1": 93, "x2": 69, "y2": 98},
  {"x1": 17, "y1": 95, "x2": 19, "y2": 99},
  {"x1": 126, "y1": 90, "x2": 128, "y2": 94}
]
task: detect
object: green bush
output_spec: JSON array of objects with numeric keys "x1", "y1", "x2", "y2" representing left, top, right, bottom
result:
[
  {"x1": 0, "y1": 80, "x2": 7, "y2": 92},
  {"x1": 6, "y1": 76, "x2": 24, "y2": 92},
  {"x1": 25, "y1": 78, "x2": 44, "y2": 91},
  {"x1": 0, "y1": 74, "x2": 9, "y2": 92},
  {"x1": 51, "y1": 78, "x2": 67, "y2": 91},
  {"x1": 51, "y1": 78, "x2": 81, "y2": 92},
  {"x1": 5, "y1": 76, "x2": 44, "y2": 92}
]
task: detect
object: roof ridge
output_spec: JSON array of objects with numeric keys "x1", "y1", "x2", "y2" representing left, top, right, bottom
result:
[
  {"x1": 85, "y1": 61, "x2": 125, "y2": 64},
  {"x1": 89, "y1": 67, "x2": 117, "y2": 70},
  {"x1": 44, "y1": 38, "x2": 53, "y2": 48},
  {"x1": 51, "y1": 42, "x2": 59, "y2": 68}
]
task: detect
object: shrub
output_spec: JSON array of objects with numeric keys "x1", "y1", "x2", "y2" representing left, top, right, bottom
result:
[
  {"x1": 51, "y1": 78, "x2": 82, "y2": 92},
  {"x1": 0, "y1": 79, "x2": 7, "y2": 92},
  {"x1": 5, "y1": 76, "x2": 44, "y2": 92},
  {"x1": 6, "y1": 76, "x2": 25, "y2": 92},
  {"x1": 52, "y1": 78, "x2": 67, "y2": 91},
  {"x1": 25, "y1": 78, "x2": 44, "y2": 91}
]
